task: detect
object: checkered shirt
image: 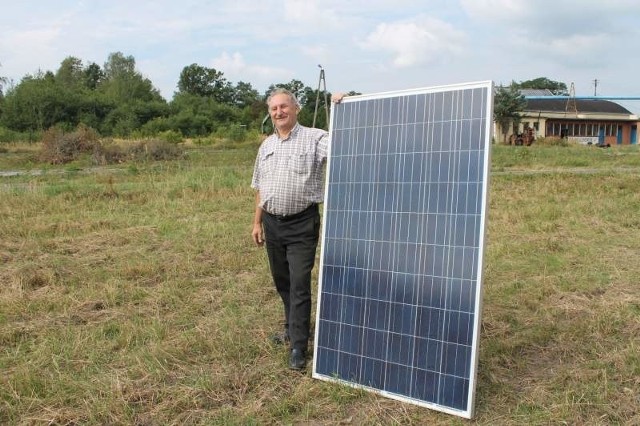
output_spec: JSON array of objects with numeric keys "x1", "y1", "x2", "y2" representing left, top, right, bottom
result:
[{"x1": 251, "y1": 123, "x2": 329, "y2": 216}]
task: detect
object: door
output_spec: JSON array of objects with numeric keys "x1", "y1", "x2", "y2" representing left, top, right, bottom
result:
[
  {"x1": 617, "y1": 126, "x2": 623, "y2": 145},
  {"x1": 598, "y1": 126, "x2": 605, "y2": 145}
]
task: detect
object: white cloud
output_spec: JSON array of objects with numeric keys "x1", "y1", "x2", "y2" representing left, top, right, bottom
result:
[
  {"x1": 461, "y1": 0, "x2": 639, "y2": 36},
  {"x1": 211, "y1": 52, "x2": 292, "y2": 86},
  {"x1": 460, "y1": 0, "x2": 531, "y2": 20},
  {"x1": 0, "y1": 27, "x2": 63, "y2": 78},
  {"x1": 359, "y1": 16, "x2": 466, "y2": 68},
  {"x1": 300, "y1": 45, "x2": 330, "y2": 64},
  {"x1": 283, "y1": 0, "x2": 341, "y2": 30},
  {"x1": 530, "y1": 33, "x2": 613, "y2": 68},
  {"x1": 211, "y1": 52, "x2": 246, "y2": 74}
]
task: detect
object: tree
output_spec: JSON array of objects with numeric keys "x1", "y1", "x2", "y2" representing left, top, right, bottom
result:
[
  {"x1": 0, "y1": 62, "x2": 7, "y2": 96},
  {"x1": 98, "y1": 52, "x2": 166, "y2": 134},
  {"x1": 515, "y1": 77, "x2": 568, "y2": 96},
  {"x1": 231, "y1": 81, "x2": 259, "y2": 109},
  {"x1": 162, "y1": 92, "x2": 241, "y2": 137},
  {"x1": 0, "y1": 63, "x2": 6, "y2": 120},
  {"x1": 299, "y1": 86, "x2": 330, "y2": 130},
  {"x1": 103, "y1": 52, "x2": 136, "y2": 81},
  {"x1": 1, "y1": 72, "x2": 75, "y2": 131},
  {"x1": 101, "y1": 52, "x2": 163, "y2": 104},
  {"x1": 83, "y1": 62, "x2": 104, "y2": 90},
  {"x1": 55, "y1": 56, "x2": 84, "y2": 88},
  {"x1": 266, "y1": 80, "x2": 308, "y2": 105},
  {"x1": 494, "y1": 84, "x2": 527, "y2": 143},
  {"x1": 177, "y1": 64, "x2": 227, "y2": 99}
]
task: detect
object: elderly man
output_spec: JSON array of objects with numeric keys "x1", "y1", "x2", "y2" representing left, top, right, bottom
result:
[{"x1": 251, "y1": 88, "x2": 334, "y2": 370}]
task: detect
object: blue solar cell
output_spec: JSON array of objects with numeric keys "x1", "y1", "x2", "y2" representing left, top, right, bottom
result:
[{"x1": 314, "y1": 82, "x2": 493, "y2": 419}]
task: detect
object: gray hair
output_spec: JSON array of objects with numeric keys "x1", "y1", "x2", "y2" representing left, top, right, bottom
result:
[{"x1": 266, "y1": 88, "x2": 300, "y2": 109}]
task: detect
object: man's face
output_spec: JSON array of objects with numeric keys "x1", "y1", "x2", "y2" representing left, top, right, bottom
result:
[{"x1": 268, "y1": 93, "x2": 298, "y2": 134}]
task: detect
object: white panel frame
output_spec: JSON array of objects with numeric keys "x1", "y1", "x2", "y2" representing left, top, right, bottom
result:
[{"x1": 313, "y1": 81, "x2": 494, "y2": 419}]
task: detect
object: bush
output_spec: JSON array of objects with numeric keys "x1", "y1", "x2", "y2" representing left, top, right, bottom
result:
[
  {"x1": 127, "y1": 139, "x2": 184, "y2": 161},
  {"x1": 214, "y1": 124, "x2": 247, "y2": 142},
  {"x1": 40, "y1": 124, "x2": 99, "y2": 164},
  {"x1": 0, "y1": 126, "x2": 38, "y2": 143},
  {"x1": 139, "y1": 116, "x2": 171, "y2": 137},
  {"x1": 536, "y1": 136, "x2": 569, "y2": 147},
  {"x1": 158, "y1": 130, "x2": 183, "y2": 144},
  {"x1": 0, "y1": 126, "x2": 21, "y2": 143},
  {"x1": 92, "y1": 139, "x2": 128, "y2": 165},
  {"x1": 92, "y1": 139, "x2": 184, "y2": 165},
  {"x1": 192, "y1": 136, "x2": 216, "y2": 146}
]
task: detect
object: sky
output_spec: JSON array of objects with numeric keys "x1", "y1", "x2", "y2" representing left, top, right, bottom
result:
[{"x1": 1, "y1": 0, "x2": 639, "y2": 113}]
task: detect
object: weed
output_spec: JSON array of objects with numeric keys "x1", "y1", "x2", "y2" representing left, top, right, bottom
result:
[{"x1": 40, "y1": 124, "x2": 99, "y2": 164}]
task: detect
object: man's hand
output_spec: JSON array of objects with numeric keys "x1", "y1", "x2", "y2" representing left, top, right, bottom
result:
[
  {"x1": 252, "y1": 223, "x2": 264, "y2": 246},
  {"x1": 331, "y1": 92, "x2": 346, "y2": 103}
]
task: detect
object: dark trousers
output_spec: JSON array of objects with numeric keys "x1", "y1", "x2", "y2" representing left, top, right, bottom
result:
[{"x1": 262, "y1": 205, "x2": 320, "y2": 351}]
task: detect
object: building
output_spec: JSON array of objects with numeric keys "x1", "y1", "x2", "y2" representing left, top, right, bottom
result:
[{"x1": 496, "y1": 89, "x2": 639, "y2": 145}]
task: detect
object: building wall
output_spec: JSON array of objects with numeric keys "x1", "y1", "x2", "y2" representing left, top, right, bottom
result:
[{"x1": 496, "y1": 114, "x2": 637, "y2": 145}]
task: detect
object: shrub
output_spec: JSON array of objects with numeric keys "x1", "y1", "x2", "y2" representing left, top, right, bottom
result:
[
  {"x1": 158, "y1": 130, "x2": 183, "y2": 144},
  {"x1": 214, "y1": 124, "x2": 248, "y2": 142},
  {"x1": 92, "y1": 139, "x2": 127, "y2": 165},
  {"x1": 139, "y1": 116, "x2": 171, "y2": 137},
  {"x1": 0, "y1": 127, "x2": 40, "y2": 143},
  {"x1": 92, "y1": 138, "x2": 184, "y2": 165},
  {"x1": 0, "y1": 126, "x2": 21, "y2": 143},
  {"x1": 536, "y1": 136, "x2": 569, "y2": 147},
  {"x1": 126, "y1": 139, "x2": 184, "y2": 162},
  {"x1": 192, "y1": 136, "x2": 216, "y2": 146},
  {"x1": 40, "y1": 124, "x2": 99, "y2": 164}
]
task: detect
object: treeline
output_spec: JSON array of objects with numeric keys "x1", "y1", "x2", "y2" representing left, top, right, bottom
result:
[{"x1": 0, "y1": 52, "x2": 338, "y2": 142}]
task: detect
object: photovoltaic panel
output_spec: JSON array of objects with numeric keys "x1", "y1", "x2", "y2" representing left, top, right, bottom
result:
[{"x1": 312, "y1": 81, "x2": 493, "y2": 418}]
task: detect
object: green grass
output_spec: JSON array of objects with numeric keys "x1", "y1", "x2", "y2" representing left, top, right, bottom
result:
[
  {"x1": 1, "y1": 143, "x2": 639, "y2": 424},
  {"x1": 491, "y1": 143, "x2": 640, "y2": 170}
]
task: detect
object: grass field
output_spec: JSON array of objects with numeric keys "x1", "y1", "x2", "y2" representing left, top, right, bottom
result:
[{"x1": 1, "y1": 142, "x2": 639, "y2": 425}]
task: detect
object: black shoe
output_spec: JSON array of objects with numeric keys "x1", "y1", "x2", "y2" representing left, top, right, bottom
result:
[
  {"x1": 289, "y1": 348, "x2": 306, "y2": 370},
  {"x1": 270, "y1": 330, "x2": 289, "y2": 345}
]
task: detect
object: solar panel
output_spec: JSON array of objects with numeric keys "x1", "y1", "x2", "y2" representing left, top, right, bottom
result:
[{"x1": 312, "y1": 81, "x2": 493, "y2": 419}]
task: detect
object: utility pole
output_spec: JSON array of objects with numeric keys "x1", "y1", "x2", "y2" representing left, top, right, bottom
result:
[
  {"x1": 312, "y1": 65, "x2": 329, "y2": 129},
  {"x1": 566, "y1": 82, "x2": 578, "y2": 117}
]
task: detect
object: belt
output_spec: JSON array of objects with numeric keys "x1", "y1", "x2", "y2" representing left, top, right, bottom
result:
[{"x1": 264, "y1": 204, "x2": 318, "y2": 222}]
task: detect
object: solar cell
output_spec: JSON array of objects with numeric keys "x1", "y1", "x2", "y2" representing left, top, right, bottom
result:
[{"x1": 312, "y1": 81, "x2": 493, "y2": 418}]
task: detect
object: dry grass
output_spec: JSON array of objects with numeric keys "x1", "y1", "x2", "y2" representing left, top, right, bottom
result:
[{"x1": 0, "y1": 144, "x2": 639, "y2": 424}]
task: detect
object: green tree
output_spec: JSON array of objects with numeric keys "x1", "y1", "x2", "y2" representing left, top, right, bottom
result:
[
  {"x1": 1, "y1": 72, "x2": 72, "y2": 131},
  {"x1": 515, "y1": 77, "x2": 568, "y2": 96},
  {"x1": 83, "y1": 62, "x2": 104, "y2": 90},
  {"x1": 177, "y1": 64, "x2": 227, "y2": 99},
  {"x1": 230, "y1": 81, "x2": 259, "y2": 109},
  {"x1": 55, "y1": 56, "x2": 84, "y2": 89},
  {"x1": 266, "y1": 79, "x2": 308, "y2": 105},
  {"x1": 101, "y1": 52, "x2": 163, "y2": 104},
  {"x1": 494, "y1": 83, "x2": 527, "y2": 143},
  {"x1": 299, "y1": 86, "x2": 330, "y2": 130},
  {"x1": 232, "y1": 81, "x2": 262, "y2": 128},
  {"x1": 55, "y1": 58, "x2": 113, "y2": 131},
  {"x1": 0, "y1": 62, "x2": 8, "y2": 97},
  {"x1": 98, "y1": 52, "x2": 166, "y2": 135},
  {"x1": 0, "y1": 64, "x2": 6, "y2": 120}
]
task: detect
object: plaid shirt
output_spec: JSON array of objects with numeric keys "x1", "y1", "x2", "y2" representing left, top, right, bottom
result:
[{"x1": 252, "y1": 123, "x2": 329, "y2": 216}]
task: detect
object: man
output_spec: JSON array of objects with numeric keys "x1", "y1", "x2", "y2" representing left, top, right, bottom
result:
[{"x1": 251, "y1": 88, "x2": 337, "y2": 370}]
